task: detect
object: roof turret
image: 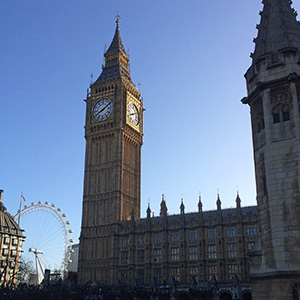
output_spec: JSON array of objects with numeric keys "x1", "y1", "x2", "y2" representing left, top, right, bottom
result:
[
  {"x1": 180, "y1": 197, "x2": 185, "y2": 215},
  {"x1": 252, "y1": 0, "x2": 300, "y2": 62},
  {"x1": 146, "y1": 203, "x2": 151, "y2": 219},
  {"x1": 160, "y1": 193, "x2": 168, "y2": 217},
  {"x1": 236, "y1": 191, "x2": 241, "y2": 209},
  {"x1": 216, "y1": 193, "x2": 221, "y2": 210},
  {"x1": 198, "y1": 193, "x2": 203, "y2": 213}
]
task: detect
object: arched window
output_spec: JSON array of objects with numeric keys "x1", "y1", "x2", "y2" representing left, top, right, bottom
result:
[
  {"x1": 271, "y1": 91, "x2": 291, "y2": 124},
  {"x1": 272, "y1": 105, "x2": 280, "y2": 124},
  {"x1": 282, "y1": 104, "x2": 290, "y2": 121}
]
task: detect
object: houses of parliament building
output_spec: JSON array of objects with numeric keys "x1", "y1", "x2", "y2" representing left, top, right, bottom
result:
[
  {"x1": 77, "y1": 14, "x2": 258, "y2": 286},
  {"x1": 78, "y1": 1, "x2": 300, "y2": 299}
]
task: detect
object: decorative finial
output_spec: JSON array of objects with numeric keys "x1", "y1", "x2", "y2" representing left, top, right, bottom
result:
[
  {"x1": 180, "y1": 196, "x2": 185, "y2": 214},
  {"x1": 90, "y1": 73, "x2": 94, "y2": 85},
  {"x1": 236, "y1": 190, "x2": 241, "y2": 209},
  {"x1": 147, "y1": 201, "x2": 151, "y2": 218},
  {"x1": 116, "y1": 11, "x2": 120, "y2": 24}
]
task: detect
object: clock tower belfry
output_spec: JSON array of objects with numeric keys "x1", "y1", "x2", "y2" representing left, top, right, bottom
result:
[{"x1": 78, "y1": 16, "x2": 143, "y2": 283}]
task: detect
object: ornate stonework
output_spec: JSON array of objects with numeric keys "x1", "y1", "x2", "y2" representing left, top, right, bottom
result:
[{"x1": 242, "y1": 0, "x2": 300, "y2": 299}]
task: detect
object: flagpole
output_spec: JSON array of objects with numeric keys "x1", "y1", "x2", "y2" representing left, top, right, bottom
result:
[{"x1": 18, "y1": 192, "x2": 23, "y2": 226}]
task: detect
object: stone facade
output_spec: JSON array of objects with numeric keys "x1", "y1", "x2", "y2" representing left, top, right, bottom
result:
[
  {"x1": 114, "y1": 195, "x2": 257, "y2": 286},
  {"x1": 78, "y1": 16, "x2": 143, "y2": 284},
  {"x1": 242, "y1": 0, "x2": 300, "y2": 299}
]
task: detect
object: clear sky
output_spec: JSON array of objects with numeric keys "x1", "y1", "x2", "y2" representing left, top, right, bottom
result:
[{"x1": 1, "y1": 1, "x2": 299, "y2": 246}]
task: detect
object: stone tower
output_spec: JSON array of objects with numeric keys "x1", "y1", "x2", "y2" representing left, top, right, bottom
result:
[
  {"x1": 78, "y1": 16, "x2": 143, "y2": 283},
  {"x1": 242, "y1": 0, "x2": 300, "y2": 298}
]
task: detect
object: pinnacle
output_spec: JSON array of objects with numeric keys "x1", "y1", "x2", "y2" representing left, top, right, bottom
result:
[
  {"x1": 105, "y1": 16, "x2": 127, "y2": 57},
  {"x1": 252, "y1": 0, "x2": 300, "y2": 61}
]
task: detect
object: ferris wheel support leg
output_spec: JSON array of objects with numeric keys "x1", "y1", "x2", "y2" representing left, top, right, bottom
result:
[
  {"x1": 35, "y1": 254, "x2": 40, "y2": 285},
  {"x1": 37, "y1": 254, "x2": 44, "y2": 276}
]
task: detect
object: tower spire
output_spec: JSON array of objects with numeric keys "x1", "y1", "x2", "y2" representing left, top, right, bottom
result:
[
  {"x1": 105, "y1": 12, "x2": 127, "y2": 57},
  {"x1": 251, "y1": 0, "x2": 300, "y2": 62},
  {"x1": 92, "y1": 14, "x2": 132, "y2": 87}
]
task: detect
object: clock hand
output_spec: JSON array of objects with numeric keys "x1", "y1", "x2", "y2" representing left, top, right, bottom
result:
[{"x1": 99, "y1": 103, "x2": 110, "y2": 113}]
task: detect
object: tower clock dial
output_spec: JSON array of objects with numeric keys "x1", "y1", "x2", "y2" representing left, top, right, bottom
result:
[
  {"x1": 127, "y1": 102, "x2": 139, "y2": 126},
  {"x1": 93, "y1": 99, "x2": 112, "y2": 122}
]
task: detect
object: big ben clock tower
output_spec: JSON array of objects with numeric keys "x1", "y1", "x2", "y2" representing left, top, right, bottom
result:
[{"x1": 78, "y1": 15, "x2": 143, "y2": 283}]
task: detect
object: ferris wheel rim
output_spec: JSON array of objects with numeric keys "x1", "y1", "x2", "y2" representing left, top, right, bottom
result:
[{"x1": 14, "y1": 201, "x2": 73, "y2": 273}]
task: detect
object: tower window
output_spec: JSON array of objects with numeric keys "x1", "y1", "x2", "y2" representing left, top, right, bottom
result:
[
  {"x1": 171, "y1": 232, "x2": 179, "y2": 242},
  {"x1": 246, "y1": 225, "x2": 256, "y2": 236},
  {"x1": 207, "y1": 229, "x2": 215, "y2": 239},
  {"x1": 121, "y1": 251, "x2": 129, "y2": 264},
  {"x1": 138, "y1": 235, "x2": 144, "y2": 245},
  {"x1": 154, "y1": 234, "x2": 161, "y2": 244},
  {"x1": 189, "y1": 266, "x2": 198, "y2": 277},
  {"x1": 228, "y1": 264, "x2": 238, "y2": 280},
  {"x1": 283, "y1": 111, "x2": 290, "y2": 121},
  {"x1": 247, "y1": 241, "x2": 255, "y2": 250},
  {"x1": 273, "y1": 113, "x2": 280, "y2": 123},
  {"x1": 154, "y1": 249, "x2": 162, "y2": 262},
  {"x1": 189, "y1": 231, "x2": 197, "y2": 241},
  {"x1": 189, "y1": 246, "x2": 197, "y2": 260},
  {"x1": 227, "y1": 243, "x2": 237, "y2": 258},
  {"x1": 208, "y1": 265, "x2": 217, "y2": 280},
  {"x1": 171, "y1": 247, "x2": 179, "y2": 261},
  {"x1": 122, "y1": 237, "x2": 129, "y2": 247},
  {"x1": 171, "y1": 267, "x2": 180, "y2": 281},
  {"x1": 208, "y1": 245, "x2": 217, "y2": 259},
  {"x1": 226, "y1": 227, "x2": 235, "y2": 238}
]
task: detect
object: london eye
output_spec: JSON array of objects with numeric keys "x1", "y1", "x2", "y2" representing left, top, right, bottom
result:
[{"x1": 14, "y1": 201, "x2": 74, "y2": 278}]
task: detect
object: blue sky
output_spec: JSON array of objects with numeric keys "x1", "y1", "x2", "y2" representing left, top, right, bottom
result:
[{"x1": 1, "y1": 1, "x2": 299, "y2": 244}]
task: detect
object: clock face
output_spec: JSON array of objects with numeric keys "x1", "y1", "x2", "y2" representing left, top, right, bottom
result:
[
  {"x1": 93, "y1": 99, "x2": 112, "y2": 122},
  {"x1": 127, "y1": 102, "x2": 139, "y2": 126}
]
